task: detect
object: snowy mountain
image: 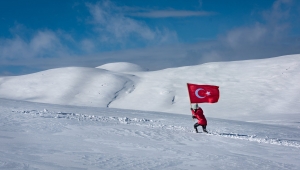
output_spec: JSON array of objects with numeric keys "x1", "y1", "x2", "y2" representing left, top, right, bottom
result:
[
  {"x1": 1, "y1": 54, "x2": 300, "y2": 121},
  {"x1": 0, "y1": 54, "x2": 300, "y2": 169}
]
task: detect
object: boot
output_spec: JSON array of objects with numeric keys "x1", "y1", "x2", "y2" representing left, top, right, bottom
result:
[{"x1": 202, "y1": 125, "x2": 208, "y2": 133}]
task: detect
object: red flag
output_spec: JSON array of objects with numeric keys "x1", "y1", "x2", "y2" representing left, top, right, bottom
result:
[{"x1": 187, "y1": 83, "x2": 220, "y2": 103}]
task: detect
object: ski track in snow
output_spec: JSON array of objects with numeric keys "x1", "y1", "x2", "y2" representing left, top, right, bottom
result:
[{"x1": 11, "y1": 109, "x2": 300, "y2": 149}]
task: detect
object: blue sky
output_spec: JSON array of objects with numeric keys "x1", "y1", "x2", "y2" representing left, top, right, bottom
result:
[{"x1": 0, "y1": 0, "x2": 300, "y2": 75}]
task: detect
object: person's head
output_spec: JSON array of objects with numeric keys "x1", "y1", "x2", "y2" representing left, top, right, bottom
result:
[{"x1": 192, "y1": 103, "x2": 199, "y2": 110}]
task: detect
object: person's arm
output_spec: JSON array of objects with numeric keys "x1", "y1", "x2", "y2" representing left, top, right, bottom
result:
[{"x1": 191, "y1": 108, "x2": 196, "y2": 119}]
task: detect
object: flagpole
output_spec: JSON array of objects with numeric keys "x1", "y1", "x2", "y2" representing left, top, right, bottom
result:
[{"x1": 187, "y1": 83, "x2": 194, "y2": 122}]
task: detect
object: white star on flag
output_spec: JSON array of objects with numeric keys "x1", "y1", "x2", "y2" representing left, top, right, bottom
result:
[{"x1": 206, "y1": 91, "x2": 211, "y2": 96}]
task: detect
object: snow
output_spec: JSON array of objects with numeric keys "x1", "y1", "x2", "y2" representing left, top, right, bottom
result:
[
  {"x1": 96, "y1": 62, "x2": 147, "y2": 72},
  {"x1": 0, "y1": 67, "x2": 136, "y2": 107},
  {"x1": 0, "y1": 54, "x2": 300, "y2": 169}
]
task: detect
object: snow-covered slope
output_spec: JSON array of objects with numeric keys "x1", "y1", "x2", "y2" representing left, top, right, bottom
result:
[
  {"x1": 1, "y1": 54, "x2": 300, "y2": 122},
  {"x1": 96, "y1": 62, "x2": 147, "y2": 72},
  {"x1": 1, "y1": 98, "x2": 299, "y2": 169},
  {"x1": 0, "y1": 67, "x2": 137, "y2": 107},
  {"x1": 113, "y1": 54, "x2": 300, "y2": 121}
]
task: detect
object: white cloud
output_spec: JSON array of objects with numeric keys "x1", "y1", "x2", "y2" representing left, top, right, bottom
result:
[
  {"x1": 0, "y1": 37, "x2": 29, "y2": 59},
  {"x1": 81, "y1": 39, "x2": 95, "y2": 52},
  {"x1": 192, "y1": 0, "x2": 299, "y2": 64},
  {"x1": 221, "y1": 0, "x2": 293, "y2": 49},
  {"x1": 262, "y1": 0, "x2": 292, "y2": 38},
  {"x1": 0, "y1": 30, "x2": 69, "y2": 60},
  {"x1": 86, "y1": 1, "x2": 178, "y2": 45},
  {"x1": 129, "y1": 10, "x2": 216, "y2": 18},
  {"x1": 30, "y1": 31, "x2": 62, "y2": 56},
  {"x1": 225, "y1": 23, "x2": 267, "y2": 48},
  {"x1": 263, "y1": 0, "x2": 292, "y2": 23}
]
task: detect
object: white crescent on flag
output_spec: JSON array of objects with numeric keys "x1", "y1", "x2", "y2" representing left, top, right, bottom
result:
[{"x1": 195, "y1": 88, "x2": 205, "y2": 99}]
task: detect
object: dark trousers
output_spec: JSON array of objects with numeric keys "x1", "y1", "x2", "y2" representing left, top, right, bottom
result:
[{"x1": 194, "y1": 123, "x2": 207, "y2": 133}]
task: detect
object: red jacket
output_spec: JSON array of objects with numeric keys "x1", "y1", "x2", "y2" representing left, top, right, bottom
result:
[{"x1": 191, "y1": 108, "x2": 207, "y2": 125}]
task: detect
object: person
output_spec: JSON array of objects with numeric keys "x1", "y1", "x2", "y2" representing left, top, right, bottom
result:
[{"x1": 190, "y1": 104, "x2": 208, "y2": 133}]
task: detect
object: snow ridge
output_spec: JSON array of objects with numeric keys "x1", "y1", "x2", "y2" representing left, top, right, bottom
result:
[
  {"x1": 12, "y1": 109, "x2": 300, "y2": 148},
  {"x1": 106, "y1": 80, "x2": 134, "y2": 107}
]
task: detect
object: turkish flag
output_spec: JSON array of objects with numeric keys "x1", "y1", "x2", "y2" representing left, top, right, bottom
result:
[{"x1": 187, "y1": 83, "x2": 220, "y2": 103}]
